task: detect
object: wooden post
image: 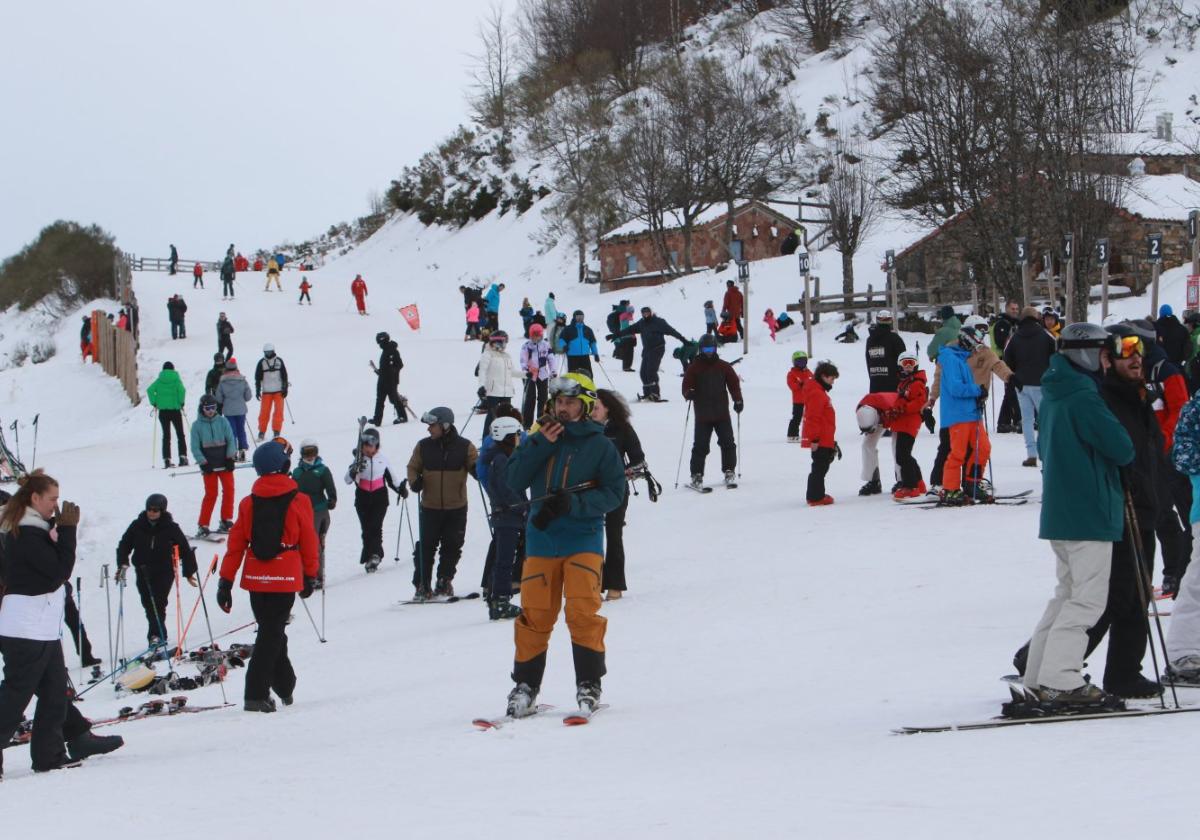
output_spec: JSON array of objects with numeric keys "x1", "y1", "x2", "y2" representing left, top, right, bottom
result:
[
  {"x1": 1151, "y1": 260, "x2": 1162, "y2": 319},
  {"x1": 971, "y1": 283, "x2": 978, "y2": 313},
  {"x1": 1021, "y1": 262, "x2": 1032, "y2": 307},
  {"x1": 804, "y1": 273, "x2": 813, "y2": 357},
  {"x1": 1044, "y1": 253, "x2": 1056, "y2": 309},
  {"x1": 1064, "y1": 259, "x2": 1076, "y2": 323},
  {"x1": 813, "y1": 276, "x2": 821, "y2": 324},
  {"x1": 1101, "y1": 263, "x2": 1110, "y2": 321}
]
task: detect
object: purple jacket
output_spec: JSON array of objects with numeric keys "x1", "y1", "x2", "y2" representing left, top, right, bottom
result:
[{"x1": 520, "y1": 339, "x2": 557, "y2": 381}]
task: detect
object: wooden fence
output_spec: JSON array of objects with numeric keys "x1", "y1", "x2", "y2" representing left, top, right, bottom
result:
[{"x1": 90, "y1": 253, "x2": 141, "y2": 405}]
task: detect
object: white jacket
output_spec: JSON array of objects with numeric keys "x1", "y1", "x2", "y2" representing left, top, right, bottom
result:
[
  {"x1": 0, "y1": 510, "x2": 65, "y2": 642},
  {"x1": 477, "y1": 347, "x2": 521, "y2": 399}
]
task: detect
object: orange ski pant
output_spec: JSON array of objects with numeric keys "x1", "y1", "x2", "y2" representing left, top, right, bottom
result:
[
  {"x1": 258, "y1": 393, "x2": 284, "y2": 436},
  {"x1": 514, "y1": 553, "x2": 606, "y2": 676},
  {"x1": 941, "y1": 421, "x2": 990, "y2": 492}
]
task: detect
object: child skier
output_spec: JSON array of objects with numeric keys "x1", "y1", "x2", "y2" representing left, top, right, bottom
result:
[
  {"x1": 520, "y1": 323, "x2": 557, "y2": 427},
  {"x1": 482, "y1": 416, "x2": 525, "y2": 620},
  {"x1": 293, "y1": 439, "x2": 337, "y2": 587},
  {"x1": 190, "y1": 394, "x2": 238, "y2": 536},
  {"x1": 704, "y1": 301, "x2": 718, "y2": 335},
  {"x1": 466, "y1": 301, "x2": 481, "y2": 340},
  {"x1": 936, "y1": 324, "x2": 992, "y2": 504},
  {"x1": 802, "y1": 361, "x2": 840, "y2": 506},
  {"x1": 298, "y1": 276, "x2": 312, "y2": 305},
  {"x1": 855, "y1": 392, "x2": 898, "y2": 496},
  {"x1": 786, "y1": 350, "x2": 812, "y2": 441},
  {"x1": 345, "y1": 426, "x2": 402, "y2": 572},
  {"x1": 888, "y1": 351, "x2": 928, "y2": 499}
]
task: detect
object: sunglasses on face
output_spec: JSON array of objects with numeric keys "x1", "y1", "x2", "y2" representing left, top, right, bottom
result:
[{"x1": 202, "y1": 406, "x2": 217, "y2": 414}]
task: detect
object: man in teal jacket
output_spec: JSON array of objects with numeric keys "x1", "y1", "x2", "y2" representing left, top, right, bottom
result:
[
  {"x1": 503, "y1": 372, "x2": 625, "y2": 719},
  {"x1": 1023, "y1": 323, "x2": 1134, "y2": 711},
  {"x1": 926, "y1": 306, "x2": 962, "y2": 362},
  {"x1": 147, "y1": 361, "x2": 188, "y2": 468}
]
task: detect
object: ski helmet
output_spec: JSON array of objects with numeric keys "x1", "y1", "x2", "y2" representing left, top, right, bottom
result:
[
  {"x1": 263, "y1": 343, "x2": 275, "y2": 356},
  {"x1": 1058, "y1": 322, "x2": 1109, "y2": 372},
  {"x1": 376, "y1": 332, "x2": 390, "y2": 344},
  {"x1": 488, "y1": 331, "x2": 509, "y2": 345},
  {"x1": 876, "y1": 309, "x2": 893, "y2": 324},
  {"x1": 898, "y1": 351, "x2": 919, "y2": 375},
  {"x1": 199, "y1": 394, "x2": 219, "y2": 413},
  {"x1": 490, "y1": 416, "x2": 523, "y2": 442},
  {"x1": 549, "y1": 372, "x2": 597, "y2": 413},
  {"x1": 529, "y1": 323, "x2": 544, "y2": 338},
  {"x1": 698, "y1": 334, "x2": 718, "y2": 353},
  {"x1": 791, "y1": 350, "x2": 809, "y2": 367},
  {"x1": 299, "y1": 438, "x2": 319, "y2": 458},
  {"x1": 360, "y1": 427, "x2": 381, "y2": 448},
  {"x1": 1104, "y1": 322, "x2": 1144, "y2": 360},
  {"x1": 1128, "y1": 318, "x2": 1157, "y2": 342},
  {"x1": 253, "y1": 439, "x2": 291, "y2": 476},
  {"x1": 420, "y1": 407, "x2": 455, "y2": 430},
  {"x1": 145, "y1": 493, "x2": 168, "y2": 512},
  {"x1": 213, "y1": 352, "x2": 225, "y2": 364},
  {"x1": 856, "y1": 404, "x2": 881, "y2": 433}
]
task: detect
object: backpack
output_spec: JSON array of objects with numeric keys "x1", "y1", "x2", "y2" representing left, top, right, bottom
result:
[
  {"x1": 249, "y1": 490, "x2": 298, "y2": 561},
  {"x1": 1172, "y1": 395, "x2": 1200, "y2": 475}
]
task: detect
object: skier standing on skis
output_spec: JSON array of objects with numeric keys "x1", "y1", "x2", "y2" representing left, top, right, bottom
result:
[
  {"x1": 254, "y1": 344, "x2": 289, "y2": 442},
  {"x1": 193, "y1": 261, "x2": 203, "y2": 289},
  {"x1": 351, "y1": 274, "x2": 368, "y2": 315},
  {"x1": 115, "y1": 494, "x2": 197, "y2": 645},
  {"x1": 559, "y1": 311, "x2": 600, "y2": 377},
  {"x1": 482, "y1": 417, "x2": 525, "y2": 621},
  {"x1": 484, "y1": 282, "x2": 504, "y2": 331},
  {"x1": 371, "y1": 332, "x2": 407, "y2": 426},
  {"x1": 147, "y1": 362, "x2": 189, "y2": 469},
  {"x1": 220, "y1": 255, "x2": 236, "y2": 300},
  {"x1": 887, "y1": 352, "x2": 928, "y2": 499},
  {"x1": 519, "y1": 323, "x2": 556, "y2": 428},
  {"x1": 865, "y1": 310, "x2": 906, "y2": 393},
  {"x1": 786, "y1": 351, "x2": 812, "y2": 441},
  {"x1": 1021, "y1": 322, "x2": 1133, "y2": 711},
  {"x1": 345, "y1": 427, "x2": 401, "y2": 573},
  {"x1": 216, "y1": 313, "x2": 234, "y2": 360},
  {"x1": 933, "y1": 324, "x2": 992, "y2": 504},
  {"x1": 502, "y1": 373, "x2": 626, "y2": 719},
  {"x1": 215, "y1": 358, "x2": 252, "y2": 462},
  {"x1": 298, "y1": 276, "x2": 312, "y2": 304},
  {"x1": 217, "y1": 439, "x2": 320, "y2": 713},
  {"x1": 802, "y1": 361, "x2": 840, "y2": 506},
  {"x1": 293, "y1": 439, "x2": 337, "y2": 588},
  {"x1": 615, "y1": 306, "x2": 687, "y2": 402},
  {"x1": 407, "y1": 407, "x2": 478, "y2": 599},
  {"x1": 477, "y1": 331, "x2": 522, "y2": 443},
  {"x1": 682, "y1": 334, "x2": 742, "y2": 490},
  {"x1": 191, "y1": 394, "x2": 237, "y2": 537}
]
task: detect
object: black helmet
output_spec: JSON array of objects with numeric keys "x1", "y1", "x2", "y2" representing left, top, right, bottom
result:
[
  {"x1": 145, "y1": 493, "x2": 168, "y2": 512},
  {"x1": 420, "y1": 406, "x2": 455, "y2": 429},
  {"x1": 376, "y1": 331, "x2": 390, "y2": 344},
  {"x1": 360, "y1": 427, "x2": 381, "y2": 448},
  {"x1": 213, "y1": 352, "x2": 225, "y2": 364},
  {"x1": 199, "y1": 394, "x2": 219, "y2": 412},
  {"x1": 698, "y1": 334, "x2": 718, "y2": 351}
]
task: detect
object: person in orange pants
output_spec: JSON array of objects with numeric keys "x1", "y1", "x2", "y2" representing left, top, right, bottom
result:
[
  {"x1": 351, "y1": 274, "x2": 368, "y2": 315},
  {"x1": 254, "y1": 344, "x2": 289, "y2": 442},
  {"x1": 499, "y1": 373, "x2": 626, "y2": 719},
  {"x1": 936, "y1": 323, "x2": 993, "y2": 503},
  {"x1": 190, "y1": 394, "x2": 238, "y2": 536}
]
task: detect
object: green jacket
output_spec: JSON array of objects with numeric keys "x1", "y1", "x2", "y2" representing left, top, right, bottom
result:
[
  {"x1": 1037, "y1": 354, "x2": 1134, "y2": 542},
  {"x1": 292, "y1": 457, "x2": 337, "y2": 513},
  {"x1": 1188, "y1": 326, "x2": 1200, "y2": 364},
  {"x1": 147, "y1": 369, "x2": 186, "y2": 411},
  {"x1": 927, "y1": 316, "x2": 961, "y2": 362},
  {"x1": 506, "y1": 418, "x2": 626, "y2": 557}
]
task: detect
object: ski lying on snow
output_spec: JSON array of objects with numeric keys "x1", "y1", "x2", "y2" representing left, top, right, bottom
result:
[
  {"x1": 398, "y1": 592, "x2": 482, "y2": 606},
  {"x1": 895, "y1": 703, "x2": 1200, "y2": 734},
  {"x1": 472, "y1": 704, "x2": 556, "y2": 730}
]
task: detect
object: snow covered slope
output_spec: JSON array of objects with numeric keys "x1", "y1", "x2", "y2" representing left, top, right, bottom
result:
[{"x1": 3, "y1": 201, "x2": 1199, "y2": 838}]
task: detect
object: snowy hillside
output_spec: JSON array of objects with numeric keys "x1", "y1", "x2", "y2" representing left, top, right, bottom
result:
[{"x1": 2, "y1": 202, "x2": 1199, "y2": 837}]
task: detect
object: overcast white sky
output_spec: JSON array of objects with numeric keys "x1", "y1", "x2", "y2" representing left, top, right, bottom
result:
[{"x1": 0, "y1": 1, "x2": 497, "y2": 260}]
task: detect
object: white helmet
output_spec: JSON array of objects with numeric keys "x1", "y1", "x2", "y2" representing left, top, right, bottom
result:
[
  {"x1": 300, "y1": 438, "x2": 318, "y2": 451},
  {"x1": 876, "y1": 309, "x2": 893, "y2": 323},
  {"x1": 856, "y1": 404, "x2": 881, "y2": 433},
  {"x1": 263, "y1": 342, "x2": 275, "y2": 354},
  {"x1": 490, "y1": 416, "x2": 523, "y2": 442},
  {"x1": 963, "y1": 315, "x2": 988, "y2": 331}
]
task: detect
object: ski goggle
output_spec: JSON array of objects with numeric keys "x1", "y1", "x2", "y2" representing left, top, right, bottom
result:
[
  {"x1": 273, "y1": 436, "x2": 294, "y2": 455},
  {"x1": 300, "y1": 446, "x2": 318, "y2": 458},
  {"x1": 420, "y1": 411, "x2": 443, "y2": 425},
  {"x1": 700, "y1": 345, "x2": 717, "y2": 354},
  {"x1": 548, "y1": 376, "x2": 592, "y2": 400},
  {"x1": 201, "y1": 404, "x2": 218, "y2": 414},
  {"x1": 1111, "y1": 334, "x2": 1144, "y2": 359},
  {"x1": 899, "y1": 358, "x2": 919, "y2": 372}
]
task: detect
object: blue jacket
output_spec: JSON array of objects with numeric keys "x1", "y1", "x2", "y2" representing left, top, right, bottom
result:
[
  {"x1": 506, "y1": 419, "x2": 626, "y2": 557},
  {"x1": 477, "y1": 432, "x2": 527, "y2": 485},
  {"x1": 485, "y1": 284, "x2": 501, "y2": 314},
  {"x1": 558, "y1": 322, "x2": 598, "y2": 357},
  {"x1": 189, "y1": 413, "x2": 236, "y2": 467},
  {"x1": 936, "y1": 344, "x2": 982, "y2": 427},
  {"x1": 483, "y1": 445, "x2": 527, "y2": 529}
]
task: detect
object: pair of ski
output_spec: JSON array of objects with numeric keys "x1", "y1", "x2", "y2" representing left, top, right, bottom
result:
[
  {"x1": 685, "y1": 480, "x2": 738, "y2": 494},
  {"x1": 472, "y1": 702, "x2": 608, "y2": 729},
  {"x1": 895, "y1": 489, "x2": 1033, "y2": 507},
  {"x1": 398, "y1": 592, "x2": 482, "y2": 606}
]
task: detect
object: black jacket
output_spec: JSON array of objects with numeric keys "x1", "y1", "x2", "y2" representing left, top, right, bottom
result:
[
  {"x1": 1156, "y1": 315, "x2": 1190, "y2": 366},
  {"x1": 0, "y1": 520, "x2": 76, "y2": 596},
  {"x1": 682, "y1": 355, "x2": 742, "y2": 422},
  {"x1": 167, "y1": 298, "x2": 187, "y2": 322},
  {"x1": 1003, "y1": 318, "x2": 1056, "y2": 387},
  {"x1": 220, "y1": 257, "x2": 235, "y2": 282},
  {"x1": 376, "y1": 341, "x2": 403, "y2": 383},
  {"x1": 117, "y1": 512, "x2": 198, "y2": 578},
  {"x1": 217, "y1": 319, "x2": 234, "y2": 341},
  {"x1": 992, "y1": 314, "x2": 1017, "y2": 353},
  {"x1": 865, "y1": 324, "x2": 906, "y2": 392},
  {"x1": 1099, "y1": 373, "x2": 1164, "y2": 528},
  {"x1": 604, "y1": 421, "x2": 645, "y2": 467},
  {"x1": 621, "y1": 316, "x2": 685, "y2": 352},
  {"x1": 205, "y1": 363, "x2": 225, "y2": 396}
]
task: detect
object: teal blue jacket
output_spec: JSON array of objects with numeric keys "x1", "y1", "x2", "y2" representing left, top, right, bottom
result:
[
  {"x1": 1037, "y1": 355, "x2": 1134, "y2": 541},
  {"x1": 190, "y1": 414, "x2": 236, "y2": 466},
  {"x1": 506, "y1": 418, "x2": 626, "y2": 557}
]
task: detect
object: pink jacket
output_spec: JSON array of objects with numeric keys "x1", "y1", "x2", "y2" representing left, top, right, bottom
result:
[{"x1": 466, "y1": 303, "x2": 480, "y2": 324}]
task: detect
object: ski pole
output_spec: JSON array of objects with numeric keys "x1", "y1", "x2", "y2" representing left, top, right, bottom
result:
[
  {"x1": 117, "y1": 577, "x2": 126, "y2": 677},
  {"x1": 102, "y1": 564, "x2": 114, "y2": 675},
  {"x1": 392, "y1": 498, "x2": 406, "y2": 563},
  {"x1": 193, "y1": 555, "x2": 229, "y2": 704},
  {"x1": 299, "y1": 596, "x2": 326, "y2": 643},
  {"x1": 285, "y1": 397, "x2": 296, "y2": 425},
  {"x1": 403, "y1": 496, "x2": 416, "y2": 550},
  {"x1": 460, "y1": 399, "x2": 484, "y2": 436},
  {"x1": 30, "y1": 413, "x2": 38, "y2": 471},
  {"x1": 151, "y1": 409, "x2": 158, "y2": 468},
  {"x1": 76, "y1": 576, "x2": 84, "y2": 685},
  {"x1": 10, "y1": 420, "x2": 19, "y2": 467},
  {"x1": 971, "y1": 417, "x2": 983, "y2": 503},
  {"x1": 172, "y1": 547, "x2": 184, "y2": 657},
  {"x1": 1124, "y1": 488, "x2": 1177, "y2": 709},
  {"x1": 177, "y1": 556, "x2": 215, "y2": 658},
  {"x1": 477, "y1": 478, "x2": 494, "y2": 537},
  {"x1": 674, "y1": 401, "x2": 692, "y2": 489},
  {"x1": 595, "y1": 358, "x2": 615, "y2": 389},
  {"x1": 736, "y1": 411, "x2": 742, "y2": 479}
]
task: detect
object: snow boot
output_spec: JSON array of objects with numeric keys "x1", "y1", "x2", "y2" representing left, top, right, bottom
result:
[
  {"x1": 507, "y1": 682, "x2": 540, "y2": 718},
  {"x1": 723, "y1": 470, "x2": 737, "y2": 488},
  {"x1": 787, "y1": 435, "x2": 800, "y2": 442},
  {"x1": 858, "y1": 478, "x2": 882, "y2": 496},
  {"x1": 164, "y1": 458, "x2": 173, "y2": 469},
  {"x1": 1035, "y1": 683, "x2": 1124, "y2": 713},
  {"x1": 1022, "y1": 457, "x2": 1037, "y2": 467},
  {"x1": 688, "y1": 474, "x2": 705, "y2": 491},
  {"x1": 807, "y1": 495, "x2": 834, "y2": 507},
  {"x1": 412, "y1": 584, "x2": 432, "y2": 602},
  {"x1": 66, "y1": 731, "x2": 125, "y2": 763},
  {"x1": 178, "y1": 456, "x2": 188, "y2": 467},
  {"x1": 488, "y1": 596, "x2": 521, "y2": 621},
  {"x1": 32, "y1": 755, "x2": 84, "y2": 773},
  {"x1": 217, "y1": 520, "x2": 234, "y2": 533},
  {"x1": 576, "y1": 680, "x2": 602, "y2": 714},
  {"x1": 244, "y1": 698, "x2": 277, "y2": 713},
  {"x1": 434, "y1": 577, "x2": 454, "y2": 598},
  {"x1": 278, "y1": 693, "x2": 294, "y2": 707},
  {"x1": 1168, "y1": 655, "x2": 1200, "y2": 684},
  {"x1": 1103, "y1": 675, "x2": 1164, "y2": 699}
]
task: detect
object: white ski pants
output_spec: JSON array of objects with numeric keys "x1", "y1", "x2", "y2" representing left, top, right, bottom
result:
[
  {"x1": 860, "y1": 428, "x2": 898, "y2": 483},
  {"x1": 1167, "y1": 522, "x2": 1200, "y2": 664},
  {"x1": 1024, "y1": 539, "x2": 1112, "y2": 692}
]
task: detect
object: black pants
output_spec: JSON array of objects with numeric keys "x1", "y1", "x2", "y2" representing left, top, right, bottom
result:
[
  {"x1": 895, "y1": 432, "x2": 922, "y2": 488},
  {"x1": 245, "y1": 592, "x2": 296, "y2": 703},
  {"x1": 194, "y1": 276, "x2": 203, "y2": 289},
  {"x1": 135, "y1": 566, "x2": 174, "y2": 643},
  {"x1": 1086, "y1": 526, "x2": 1156, "y2": 688},
  {"x1": 807, "y1": 447, "x2": 836, "y2": 501},
  {"x1": 521, "y1": 378, "x2": 549, "y2": 428},
  {"x1": 787, "y1": 403, "x2": 805, "y2": 438},
  {"x1": 62, "y1": 582, "x2": 96, "y2": 664},
  {"x1": 1160, "y1": 466, "x2": 1194, "y2": 580},
  {"x1": 491, "y1": 526, "x2": 522, "y2": 598},
  {"x1": 373, "y1": 378, "x2": 406, "y2": 425},
  {"x1": 158, "y1": 409, "x2": 187, "y2": 461},
  {"x1": 602, "y1": 495, "x2": 629, "y2": 591},
  {"x1": 354, "y1": 488, "x2": 389, "y2": 565},
  {"x1": 690, "y1": 417, "x2": 736, "y2": 476},
  {"x1": 998, "y1": 381, "x2": 1021, "y2": 428},
  {"x1": 482, "y1": 396, "x2": 511, "y2": 445},
  {"x1": 222, "y1": 278, "x2": 235, "y2": 298},
  {"x1": 567, "y1": 355, "x2": 593, "y2": 377},
  {"x1": 616, "y1": 341, "x2": 635, "y2": 371},
  {"x1": 640, "y1": 345, "x2": 666, "y2": 399},
  {"x1": 0, "y1": 636, "x2": 70, "y2": 771},
  {"x1": 930, "y1": 426, "x2": 950, "y2": 486},
  {"x1": 299, "y1": 290, "x2": 310, "y2": 303},
  {"x1": 414, "y1": 505, "x2": 468, "y2": 587},
  {"x1": 218, "y1": 336, "x2": 233, "y2": 360},
  {"x1": 170, "y1": 319, "x2": 186, "y2": 339}
]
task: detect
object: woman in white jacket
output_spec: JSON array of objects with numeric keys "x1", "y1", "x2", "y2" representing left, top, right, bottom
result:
[{"x1": 476, "y1": 330, "x2": 523, "y2": 442}]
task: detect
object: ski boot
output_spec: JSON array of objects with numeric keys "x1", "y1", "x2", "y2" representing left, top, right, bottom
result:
[
  {"x1": 787, "y1": 436, "x2": 800, "y2": 442},
  {"x1": 194, "y1": 526, "x2": 211, "y2": 539},
  {"x1": 256, "y1": 432, "x2": 265, "y2": 443},
  {"x1": 576, "y1": 680, "x2": 602, "y2": 714},
  {"x1": 506, "y1": 682, "x2": 540, "y2": 718},
  {"x1": 1167, "y1": 655, "x2": 1200, "y2": 686},
  {"x1": 723, "y1": 470, "x2": 737, "y2": 488},
  {"x1": 178, "y1": 456, "x2": 188, "y2": 467},
  {"x1": 926, "y1": 484, "x2": 942, "y2": 498},
  {"x1": 412, "y1": 584, "x2": 432, "y2": 602},
  {"x1": 164, "y1": 458, "x2": 173, "y2": 469},
  {"x1": 217, "y1": 520, "x2": 234, "y2": 534},
  {"x1": 963, "y1": 479, "x2": 994, "y2": 503},
  {"x1": 364, "y1": 555, "x2": 382, "y2": 573},
  {"x1": 807, "y1": 495, "x2": 834, "y2": 507},
  {"x1": 858, "y1": 478, "x2": 882, "y2": 496},
  {"x1": 688, "y1": 474, "x2": 705, "y2": 491},
  {"x1": 66, "y1": 731, "x2": 125, "y2": 762},
  {"x1": 1022, "y1": 457, "x2": 1037, "y2": 468},
  {"x1": 434, "y1": 577, "x2": 454, "y2": 598},
  {"x1": 1035, "y1": 683, "x2": 1124, "y2": 714},
  {"x1": 1103, "y1": 675, "x2": 1164, "y2": 699},
  {"x1": 488, "y1": 595, "x2": 521, "y2": 621},
  {"x1": 939, "y1": 489, "x2": 967, "y2": 506},
  {"x1": 244, "y1": 698, "x2": 277, "y2": 713}
]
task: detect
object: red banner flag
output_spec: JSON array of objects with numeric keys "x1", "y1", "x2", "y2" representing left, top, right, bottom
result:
[{"x1": 399, "y1": 304, "x2": 421, "y2": 331}]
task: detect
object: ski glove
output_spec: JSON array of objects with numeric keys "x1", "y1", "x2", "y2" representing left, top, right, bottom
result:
[
  {"x1": 477, "y1": 386, "x2": 487, "y2": 400},
  {"x1": 921, "y1": 407, "x2": 936, "y2": 434},
  {"x1": 410, "y1": 476, "x2": 424, "y2": 494},
  {"x1": 975, "y1": 385, "x2": 989, "y2": 412},
  {"x1": 1008, "y1": 375, "x2": 1023, "y2": 392},
  {"x1": 531, "y1": 490, "x2": 571, "y2": 531},
  {"x1": 834, "y1": 443, "x2": 843, "y2": 460},
  {"x1": 115, "y1": 566, "x2": 128, "y2": 584},
  {"x1": 396, "y1": 478, "x2": 409, "y2": 500},
  {"x1": 216, "y1": 579, "x2": 233, "y2": 613},
  {"x1": 300, "y1": 577, "x2": 316, "y2": 600},
  {"x1": 684, "y1": 390, "x2": 695, "y2": 401},
  {"x1": 56, "y1": 501, "x2": 81, "y2": 528},
  {"x1": 733, "y1": 401, "x2": 744, "y2": 413}
]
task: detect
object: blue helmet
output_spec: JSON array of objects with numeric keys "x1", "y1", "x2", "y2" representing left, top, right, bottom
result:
[{"x1": 253, "y1": 439, "x2": 292, "y2": 476}]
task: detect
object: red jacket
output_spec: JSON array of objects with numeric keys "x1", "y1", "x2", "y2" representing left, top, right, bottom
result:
[
  {"x1": 193, "y1": 263, "x2": 203, "y2": 277},
  {"x1": 888, "y1": 370, "x2": 928, "y2": 438},
  {"x1": 787, "y1": 367, "x2": 813, "y2": 405},
  {"x1": 722, "y1": 287, "x2": 744, "y2": 319},
  {"x1": 300, "y1": 279, "x2": 312, "y2": 292},
  {"x1": 220, "y1": 474, "x2": 320, "y2": 593},
  {"x1": 801, "y1": 381, "x2": 836, "y2": 449},
  {"x1": 351, "y1": 277, "x2": 367, "y2": 298},
  {"x1": 1156, "y1": 371, "x2": 1188, "y2": 450},
  {"x1": 253, "y1": 259, "x2": 263, "y2": 271},
  {"x1": 858, "y1": 392, "x2": 898, "y2": 430}
]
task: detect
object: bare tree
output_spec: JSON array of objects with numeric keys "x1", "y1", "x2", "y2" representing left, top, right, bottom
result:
[
  {"x1": 614, "y1": 97, "x2": 680, "y2": 273},
  {"x1": 825, "y1": 143, "x2": 881, "y2": 311},
  {"x1": 770, "y1": 0, "x2": 857, "y2": 53},
  {"x1": 469, "y1": 2, "x2": 517, "y2": 131}
]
